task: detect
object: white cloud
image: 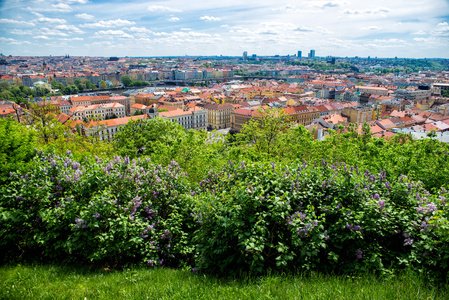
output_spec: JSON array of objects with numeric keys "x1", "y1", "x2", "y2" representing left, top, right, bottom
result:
[
  {"x1": 167, "y1": 17, "x2": 180, "y2": 22},
  {"x1": 33, "y1": 13, "x2": 67, "y2": 24},
  {"x1": 85, "y1": 41, "x2": 113, "y2": 47},
  {"x1": 343, "y1": 7, "x2": 391, "y2": 15},
  {"x1": 128, "y1": 26, "x2": 153, "y2": 34},
  {"x1": 24, "y1": 3, "x2": 73, "y2": 13},
  {"x1": 361, "y1": 26, "x2": 382, "y2": 31},
  {"x1": 294, "y1": 26, "x2": 314, "y2": 32},
  {"x1": 55, "y1": 25, "x2": 85, "y2": 34},
  {"x1": 75, "y1": 13, "x2": 94, "y2": 20},
  {"x1": 40, "y1": 28, "x2": 68, "y2": 36},
  {"x1": 34, "y1": 35, "x2": 51, "y2": 40},
  {"x1": 412, "y1": 30, "x2": 427, "y2": 35},
  {"x1": 0, "y1": 18, "x2": 35, "y2": 26},
  {"x1": 0, "y1": 37, "x2": 31, "y2": 45},
  {"x1": 51, "y1": 3, "x2": 72, "y2": 12},
  {"x1": 180, "y1": 28, "x2": 192, "y2": 31},
  {"x1": 94, "y1": 30, "x2": 134, "y2": 39},
  {"x1": 81, "y1": 19, "x2": 136, "y2": 28},
  {"x1": 10, "y1": 29, "x2": 34, "y2": 35},
  {"x1": 65, "y1": 0, "x2": 89, "y2": 3},
  {"x1": 200, "y1": 16, "x2": 221, "y2": 22},
  {"x1": 60, "y1": 37, "x2": 84, "y2": 41},
  {"x1": 431, "y1": 22, "x2": 449, "y2": 36},
  {"x1": 147, "y1": 5, "x2": 181, "y2": 12},
  {"x1": 311, "y1": 1, "x2": 345, "y2": 9}
]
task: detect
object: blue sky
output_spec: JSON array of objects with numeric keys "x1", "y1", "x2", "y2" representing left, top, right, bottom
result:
[{"x1": 0, "y1": 0, "x2": 448, "y2": 58}]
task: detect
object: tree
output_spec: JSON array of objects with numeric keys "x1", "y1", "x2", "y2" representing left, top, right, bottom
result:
[
  {"x1": 0, "y1": 90, "x2": 14, "y2": 100},
  {"x1": 234, "y1": 108, "x2": 291, "y2": 158},
  {"x1": 0, "y1": 81, "x2": 11, "y2": 92},
  {"x1": 85, "y1": 80, "x2": 96, "y2": 90},
  {"x1": 26, "y1": 102, "x2": 61, "y2": 144},
  {"x1": 113, "y1": 117, "x2": 185, "y2": 159},
  {"x1": 0, "y1": 118, "x2": 37, "y2": 184},
  {"x1": 121, "y1": 75, "x2": 133, "y2": 87},
  {"x1": 100, "y1": 81, "x2": 107, "y2": 89}
]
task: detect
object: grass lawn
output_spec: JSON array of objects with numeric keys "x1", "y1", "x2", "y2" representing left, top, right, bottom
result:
[{"x1": 0, "y1": 264, "x2": 447, "y2": 299}]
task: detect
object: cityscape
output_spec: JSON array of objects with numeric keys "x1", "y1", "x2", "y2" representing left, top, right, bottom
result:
[
  {"x1": 0, "y1": 0, "x2": 448, "y2": 140},
  {"x1": 1, "y1": 52, "x2": 448, "y2": 142},
  {"x1": 2, "y1": 1, "x2": 449, "y2": 298}
]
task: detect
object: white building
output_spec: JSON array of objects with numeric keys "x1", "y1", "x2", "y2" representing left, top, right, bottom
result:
[
  {"x1": 68, "y1": 102, "x2": 125, "y2": 121},
  {"x1": 158, "y1": 106, "x2": 207, "y2": 130}
]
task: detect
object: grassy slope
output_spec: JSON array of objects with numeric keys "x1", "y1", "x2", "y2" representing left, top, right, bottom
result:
[{"x1": 1, "y1": 264, "x2": 447, "y2": 299}]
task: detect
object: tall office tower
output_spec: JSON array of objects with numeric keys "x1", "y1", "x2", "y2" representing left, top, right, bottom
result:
[
  {"x1": 243, "y1": 51, "x2": 248, "y2": 61},
  {"x1": 309, "y1": 49, "x2": 315, "y2": 58},
  {"x1": 298, "y1": 50, "x2": 302, "y2": 58}
]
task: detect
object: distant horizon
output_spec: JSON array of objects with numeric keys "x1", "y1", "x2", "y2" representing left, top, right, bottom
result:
[
  {"x1": 3, "y1": 54, "x2": 449, "y2": 60},
  {"x1": 1, "y1": 0, "x2": 448, "y2": 58}
]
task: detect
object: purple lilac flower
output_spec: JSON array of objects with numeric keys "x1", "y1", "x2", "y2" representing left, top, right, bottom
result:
[
  {"x1": 158, "y1": 259, "x2": 164, "y2": 266},
  {"x1": 374, "y1": 194, "x2": 380, "y2": 200},
  {"x1": 346, "y1": 224, "x2": 362, "y2": 232},
  {"x1": 404, "y1": 238, "x2": 414, "y2": 246},
  {"x1": 378, "y1": 200, "x2": 385, "y2": 211},
  {"x1": 356, "y1": 250, "x2": 363, "y2": 259},
  {"x1": 124, "y1": 156, "x2": 130, "y2": 165},
  {"x1": 336, "y1": 203, "x2": 342, "y2": 210},
  {"x1": 147, "y1": 260, "x2": 155, "y2": 267},
  {"x1": 74, "y1": 218, "x2": 87, "y2": 229},
  {"x1": 416, "y1": 202, "x2": 437, "y2": 214},
  {"x1": 93, "y1": 212, "x2": 100, "y2": 218},
  {"x1": 73, "y1": 169, "x2": 81, "y2": 182}
]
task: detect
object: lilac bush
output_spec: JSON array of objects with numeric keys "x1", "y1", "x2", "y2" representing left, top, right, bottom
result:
[
  {"x1": 193, "y1": 160, "x2": 449, "y2": 276},
  {"x1": 2, "y1": 152, "x2": 449, "y2": 279},
  {"x1": 0, "y1": 151, "x2": 197, "y2": 267}
]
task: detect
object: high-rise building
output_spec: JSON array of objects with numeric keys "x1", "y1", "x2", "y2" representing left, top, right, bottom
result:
[
  {"x1": 297, "y1": 51, "x2": 302, "y2": 58},
  {"x1": 309, "y1": 50, "x2": 315, "y2": 58},
  {"x1": 243, "y1": 51, "x2": 248, "y2": 61}
]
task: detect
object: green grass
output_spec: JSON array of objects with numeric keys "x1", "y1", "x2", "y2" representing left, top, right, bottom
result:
[{"x1": 0, "y1": 264, "x2": 447, "y2": 299}]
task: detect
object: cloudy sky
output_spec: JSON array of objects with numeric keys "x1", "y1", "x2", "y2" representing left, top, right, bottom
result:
[{"x1": 0, "y1": 0, "x2": 448, "y2": 58}]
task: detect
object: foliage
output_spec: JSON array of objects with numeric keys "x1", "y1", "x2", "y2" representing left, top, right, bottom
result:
[
  {"x1": 0, "y1": 151, "x2": 197, "y2": 267},
  {"x1": 121, "y1": 75, "x2": 133, "y2": 87},
  {"x1": 441, "y1": 90, "x2": 449, "y2": 98},
  {"x1": 121, "y1": 75, "x2": 149, "y2": 87},
  {"x1": 0, "y1": 118, "x2": 37, "y2": 185},
  {"x1": 193, "y1": 160, "x2": 449, "y2": 278},
  {"x1": 113, "y1": 117, "x2": 185, "y2": 159},
  {"x1": 0, "y1": 82, "x2": 34, "y2": 103},
  {"x1": 113, "y1": 117, "x2": 226, "y2": 182},
  {"x1": 231, "y1": 108, "x2": 291, "y2": 160}
]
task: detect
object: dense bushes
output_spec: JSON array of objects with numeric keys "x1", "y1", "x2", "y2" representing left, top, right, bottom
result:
[
  {"x1": 0, "y1": 118, "x2": 37, "y2": 185},
  {"x1": 0, "y1": 151, "x2": 197, "y2": 267},
  {"x1": 1, "y1": 152, "x2": 448, "y2": 280},
  {"x1": 193, "y1": 160, "x2": 448, "y2": 277}
]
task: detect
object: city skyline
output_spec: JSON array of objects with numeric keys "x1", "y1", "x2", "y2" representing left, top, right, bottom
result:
[{"x1": 0, "y1": 0, "x2": 448, "y2": 58}]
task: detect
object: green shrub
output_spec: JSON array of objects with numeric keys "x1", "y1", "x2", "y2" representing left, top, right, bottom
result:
[
  {"x1": 0, "y1": 151, "x2": 197, "y2": 267},
  {"x1": 193, "y1": 160, "x2": 449, "y2": 277}
]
